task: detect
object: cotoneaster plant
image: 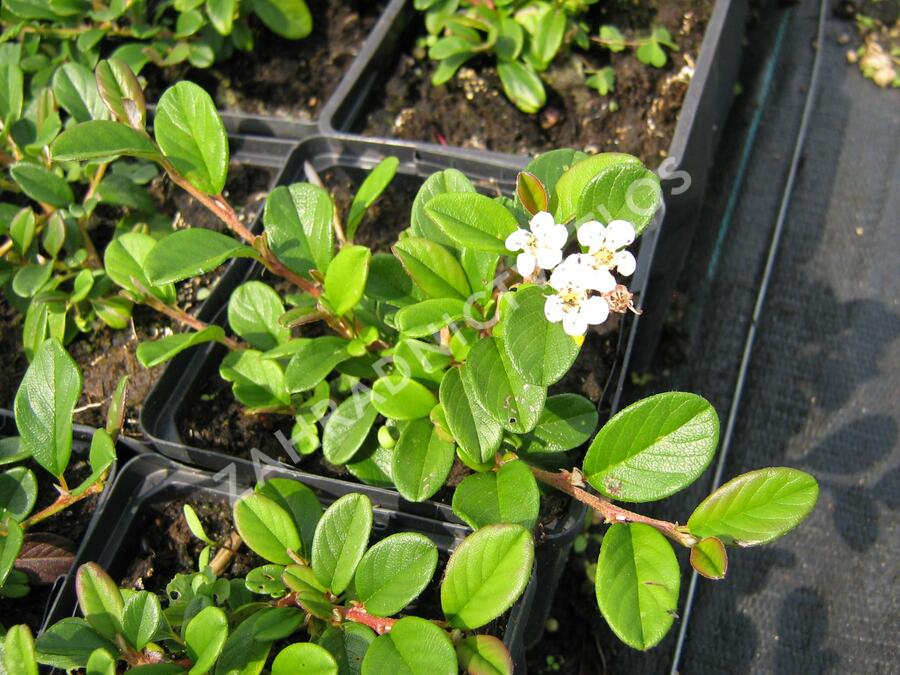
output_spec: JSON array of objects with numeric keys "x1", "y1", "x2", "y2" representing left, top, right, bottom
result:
[
  {"x1": 0, "y1": 337, "x2": 125, "y2": 601},
  {"x1": 415, "y1": 0, "x2": 678, "y2": 112},
  {"x1": 47, "y1": 62, "x2": 819, "y2": 651},
  {"x1": 2, "y1": 478, "x2": 532, "y2": 674}
]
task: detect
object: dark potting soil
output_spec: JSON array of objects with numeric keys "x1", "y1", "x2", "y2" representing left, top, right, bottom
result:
[
  {"x1": 0, "y1": 164, "x2": 275, "y2": 437},
  {"x1": 0, "y1": 454, "x2": 98, "y2": 632},
  {"x1": 361, "y1": 0, "x2": 714, "y2": 163},
  {"x1": 144, "y1": 1, "x2": 384, "y2": 120},
  {"x1": 118, "y1": 495, "x2": 264, "y2": 596}
]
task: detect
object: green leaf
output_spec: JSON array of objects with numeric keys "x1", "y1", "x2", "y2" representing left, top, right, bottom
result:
[
  {"x1": 75, "y1": 563, "x2": 125, "y2": 641},
  {"x1": 0, "y1": 469, "x2": 37, "y2": 524},
  {"x1": 9, "y1": 163, "x2": 73, "y2": 208},
  {"x1": 4, "y1": 625, "x2": 38, "y2": 675},
  {"x1": 228, "y1": 281, "x2": 290, "y2": 350},
  {"x1": 347, "y1": 157, "x2": 399, "y2": 240},
  {"x1": 690, "y1": 537, "x2": 728, "y2": 580},
  {"x1": 96, "y1": 175, "x2": 155, "y2": 212},
  {"x1": 263, "y1": 183, "x2": 334, "y2": 278},
  {"x1": 323, "y1": 245, "x2": 371, "y2": 316},
  {"x1": 285, "y1": 337, "x2": 350, "y2": 393},
  {"x1": 439, "y1": 367, "x2": 502, "y2": 465},
  {"x1": 551, "y1": 152, "x2": 640, "y2": 223},
  {"x1": 496, "y1": 61, "x2": 545, "y2": 114},
  {"x1": 34, "y1": 618, "x2": 117, "y2": 671},
  {"x1": 252, "y1": 0, "x2": 313, "y2": 39},
  {"x1": 577, "y1": 163, "x2": 661, "y2": 234},
  {"x1": 246, "y1": 563, "x2": 287, "y2": 597},
  {"x1": 154, "y1": 81, "x2": 228, "y2": 195},
  {"x1": 0, "y1": 63, "x2": 24, "y2": 123},
  {"x1": 221, "y1": 349, "x2": 290, "y2": 408},
  {"x1": 515, "y1": 171, "x2": 547, "y2": 215},
  {"x1": 234, "y1": 493, "x2": 302, "y2": 565},
  {"x1": 524, "y1": 149, "x2": 587, "y2": 199},
  {"x1": 12, "y1": 263, "x2": 52, "y2": 298},
  {"x1": 69, "y1": 428, "x2": 116, "y2": 497},
  {"x1": 463, "y1": 337, "x2": 546, "y2": 434},
  {"x1": 317, "y1": 623, "x2": 374, "y2": 675},
  {"x1": 185, "y1": 606, "x2": 228, "y2": 675},
  {"x1": 93, "y1": 296, "x2": 134, "y2": 330},
  {"x1": 14, "y1": 338, "x2": 81, "y2": 478},
  {"x1": 105, "y1": 231, "x2": 176, "y2": 303},
  {"x1": 272, "y1": 643, "x2": 337, "y2": 675},
  {"x1": 595, "y1": 523, "x2": 680, "y2": 650},
  {"x1": 51, "y1": 120, "x2": 159, "y2": 162},
  {"x1": 346, "y1": 441, "x2": 394, "y2": 489},
  {"x1": 441, "y1": 524, "x2": 533, "y2": 630},
  {"x1": 424, "y1": 193, "x2": 518, "y2": 254},
  {"x1": 496, "y1": 16, "x2": 524, "y2": 60},
  {"x1": 361, "y1": 617, "x2": 456, "y2": 675},
  {"x1": 212, "y1": 612, "x2": 272, "y2": 675},
  {"x1": 583, "y1": 392, "x2": 719, "y2": 502},
  {"x1": 257, "y1": 478, "x2": 322, "y2": 559},
  {"x1": 371, "y1": 375, "x2": 437, "y2": 421},
  {"x1": 456, "y1": 635, "x2": 512, "y2": 675},
  {"x1": 451, "y1": 460, "x2": 539, "y2": 530},
  {"x1": 52, "y1": 62, "x2": 108, "y2": 123},
  {"x1": 353, "y1": 532, "x2": 438, "y2": 617},
  {"x1": 585, "y1": 67, "x2": 615, "y2": 96},
  {"x1": 251, "y1": 607, "x2": 303, "y2": 641},
  {"x1": 429, "y1": 36, "x2": 475, "y2": 60},
  {"x1": 86, "y1": 648, "x2": 116, "y2": 675},
  {"x1": 523, "y1": 393, "x2": 598, "y2": 456},
  {"x1": 136, "y1": 326, "x2": 225, "y2": 369},
  {"x1": 395, "y1": 298, "x2": 466, "y2": 338},
  {"x1": 393, "y1": 339, "x2": 450, "y2": 385},
  {"x1": 530, "y1": 8, "x2": 565, "y2": 69},
  {"x1": 391, "y1": 418, "x2": 455, "y2": 502},
  {"x1": 183, "y1": 504, "x2": 216, "y2": 545},
  {"x1": 144, "y1": 229, "x2": 257, "y2": 285},
  {"x1": 95, "y1": 58, "x2": 147, "y2": 128},
  {"x1": 393, "y1": 238, "x2": 470, "y2": 300},
  {"x1": 687, "y1": 468, "x2": 819, "y2": 546},
  {"x1": 312, "y1": 493, "x2": 372, "y2": 595},
  {"x1": 10, "y1": 207, "x2": 35, "y2": 255},
  {"x1": 365, "y1": 253, "x2": 413, "y2": 302},
  {"x1": 503, "y1": 285, "x2": 579, "y2": 386},
  {"x1": 0, "y1": 437, "x2": 30, "y2": 467},
  {"x1": 123, "y1": 591, "x2": 163, "y2": 650},
  {"x1": 0, "y1": 519, "x2": 24, "y2": 587},
  {"x1": 206, "y1": 0, "x2": 236, "y2": 35},
  {"x1": 410, "y1": 169, "x2": 475, "y2": 247},
  {"x1": 322, "y1": 391, "x2": 379, "y2": 465}
]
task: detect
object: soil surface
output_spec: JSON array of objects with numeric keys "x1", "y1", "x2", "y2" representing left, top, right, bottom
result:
[
  {"x1": 119, "y1": 495, "x2": 264, "y2": 596},
  {"x1": 0, "y1": 164, "x2": 275, "y2": 437},
  {"x1": 361, "y1": 0, "x2": 714, "y2": 163},
  {"x1": 0, "y1": 450, "x2": 98, "y2": 632},
  {"x1": 144, "y1": 1, "x2": 384, "y2": 120}
]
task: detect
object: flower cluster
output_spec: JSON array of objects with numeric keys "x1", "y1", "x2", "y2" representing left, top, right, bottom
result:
[{"x1": 505, "y1": 212, "x2": 638, "y2": 336}]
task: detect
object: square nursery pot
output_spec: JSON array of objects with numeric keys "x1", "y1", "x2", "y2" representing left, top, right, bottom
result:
[
  {"x1": 147, "y1": 0, "x2": 408, "y2": 142},
  {"x1": 0, "y1": 409, "x2": 148, "y2": 632},
  {"x1": 326, "y1": 0, "x2": 749, "y2": 370},
  {"x1": 61, "y1": 453, "x2": 535, "y2": 670},
  {"x1": 139, "y1": 135, "x2": 662, "y2": 651}
]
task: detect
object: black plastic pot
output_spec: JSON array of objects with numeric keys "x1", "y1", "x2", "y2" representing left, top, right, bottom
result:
[
  {"x1": 63, "y1": 453, "x2": 534, "y2": 670},
  {"x1": 140, "y1": 135, "x2": 662, "y2": 652},
  {"x1": 325, "y1": 0, "x2": 748, "y2": 371},
  {"x1": 0, "y1": 409, "x2": 148, "y2": 631}
]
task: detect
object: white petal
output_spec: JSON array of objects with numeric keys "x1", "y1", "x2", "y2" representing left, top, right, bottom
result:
[
  {"x1": 613, "y1": 250, "x2": 636, "y2": 276},
  {"x1": 562, "y1": 313, "x2": 588, "y2": 336},
  {"x1": 505, "y1": 229, "x2": 529, "y2": 252},
  {"x1": 585, "y1": 267, "x2": 617, "y2": 293},
  {"x1": 544, "y1": 224, "x2": 568, "y2": 250},
  {"x1": 535, "y1": 246, "x2": 563, "y2": 271},
  {"x1": 529, "y1": 211, "x2": 555, "y2": 232},
  {"x1": 605, "y1": 220, "x2": 636, "y2": 249},
  {"x1": 544, "y1": 295, "x2": 565, "y2": 323},
  {"x1": 516, "y1": 252, "x2": 537, "y2": 278},
  {"x1": 549, "y1": 260, "x2": 580, "y2": 290},
  {"x1": 577, "y1": 220, "x2": 605, "y2": 248},
  {"x1": 580, "y1": 296, "x2": 610, "y2": 325}
]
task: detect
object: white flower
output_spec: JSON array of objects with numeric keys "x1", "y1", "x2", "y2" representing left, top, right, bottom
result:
[
  {"x1": 573, "y1": 219, "x2": 637, "y2": 292},
  {"x1": 543, "y1": 258, "x2": 610, "y2": 336},
  {"x1": 505, "y1": 211, "x2": 567, "y2": 278}
]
